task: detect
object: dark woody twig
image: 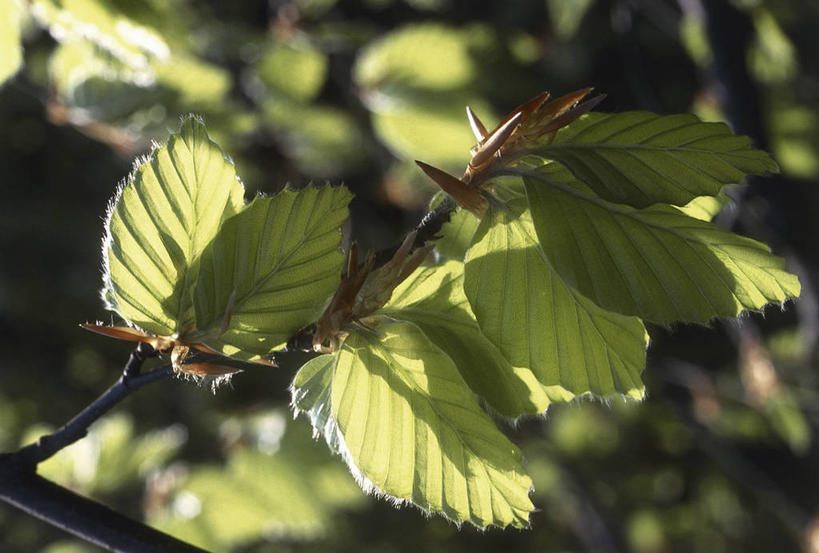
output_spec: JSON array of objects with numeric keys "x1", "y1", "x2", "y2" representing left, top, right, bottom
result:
[{"x1": 10, "y1": 342, "x2": 172, "y2": 469}]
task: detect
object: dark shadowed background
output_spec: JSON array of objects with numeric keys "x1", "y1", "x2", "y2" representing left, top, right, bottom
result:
[{"x1": 1, "y1": 0, "x2": 819, "y2": 551}]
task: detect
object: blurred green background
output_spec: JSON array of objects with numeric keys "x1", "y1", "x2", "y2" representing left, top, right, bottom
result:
[{"x1": 2, "y1": 0, "x2": 819, "y2": 551}]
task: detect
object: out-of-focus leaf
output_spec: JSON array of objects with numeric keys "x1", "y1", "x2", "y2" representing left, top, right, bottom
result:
[
  {"x1": 41, "y1": 542, "x2": 98, "y2": 553},
  {"x1": 194, "y1": 186, "x2": 351, "y2": 357},
  {"x1": 679, "y1": 12, "x2": 712, "y2": 66},
  {"x1": 31, "y1": 0, "x2": 170, "y2": 70},
  {"x1": 0, "y1": 0, "x2": 24, "y2": 86},
  {"x1": 765, "y1": 394, "x2": 811, "y2": 454},
  {"x1": 464, "y1": 198, "x2": 648, "y2": 403},
  {"x1": 749, "y1": 9, "x2": 797, "y2": 84},
  {"x1": 103, "y1": 116, "x2": 245, "y2": 337},
  {"x1": 547, "y1": 0, "x2": 595, "y2": 39},
  {"x1": 255, "y1": 39, "x2": 328, "y2": 102},
  {"x1": 537, "y1": 112, "x2": 779, "y2": 208},
  {"x1": 382, "y1": 261, "x2": 552, "y2": 416},
  {"x1": 771, "y1": 104, "x2": 819, "y2": 179},
  {"x1": 293, "y1": 320, "x2": 535, "y2": 528},
  {"x1": 370, "y1": 95, "x2": 488, "y2": 166},
  {"x1": 150, "y1": 411, "x2": 363, "y2": 550},
  {"x1": 262, "y1": 99, "x2": 369, "y2": 177},
  {"x1": 354, "y1": 23, "x2": 476, "y2": 91},
  {"x1": 27, "y1": 413, "x2": 186, "y2": 495},
  {"x1": 48, "y1": 41, "x2": 167, "y2": 120},
  {"x1": 153, "y1": 55, "x2": 230, "y2": 107},
  {"x1": 523, "y1": 166, "x2": 801, "y2": 324}
]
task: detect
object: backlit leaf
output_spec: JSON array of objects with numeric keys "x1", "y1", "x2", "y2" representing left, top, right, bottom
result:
[
  {"x1": 194, "y1": 186, "x2": 351, "y2": 356},
  {"x1": 464, "y1": 199, "x2": 648, "y2": 402},
  {"x1": 536, "y1": 112, "x2": 778, "y2": 208},
  {"x1": 523, "y1": 167, "x2": 800, "y2": 324},
  {"x1": 103, "y1": 116, "x2": 244, "y2": 336},
  {"x1": 382, "y1": 262, "x2": 552, "y2": 417},
  {"x1": 0, "y1": 0, "x2": 24, "y2": 86},
  {"x1": 354, "y1": 23, "x2": 476, "y2": 91},
  {"x1": 292, "y1": 320, "x2": 535, "y2": 528}
]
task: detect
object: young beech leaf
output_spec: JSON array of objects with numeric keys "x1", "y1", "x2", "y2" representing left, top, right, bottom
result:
[
  {"x1": 381, "y1": 261, "x2": 553, "y2": 417},
  {"x1": 522, "y1": 164, "x2": 800, "y2": 324},
  {"x1": 0, "y1": 0, "x2": 23, "y2": 86},
  {"x1": 193, "y1": 186, "x2": 351, "y2": 357},
  {"x1": 435, "y1": 206, "x2": 480, "y2": 260},
  {"x1": 464, "y1": 198, "x2": 648, "y2": 403},
  {"x1": 535, "y1": 111, "x2": 779, "y2": 208},
  {"x1": 102, "y1": 116, "x2": 244, "y2": 337},
  {"x1": 292, "y1": 319, "x2": 535, "y2": 528}
]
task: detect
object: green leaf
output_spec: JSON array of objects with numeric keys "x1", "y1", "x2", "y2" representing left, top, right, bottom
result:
[
  {"x1": 256, "y1": 39, "x2": 328, "y2": 102},
  {"x1": 547, "y1": 0, "x2": 595, "y2": 39},
  {"x1": 435, "y1": 206, "x2": 479, "y2": 260},
  {"x1": 103, "y1": 117, "x2": 244, "y2": 336},
  {"x1": 370, "y1": 94, "x2": 490, "y2": 166},
  {"x1": 523, "y1": 166, "x2": 801, "y2": 324},
  {"x1": 292, "y1": 320, "x2": 535, "y2": 528},
  {"x1": 354, "y1": 23, "x2": 476, "y2": 92},
  {"x1": 0, "y1": 0, "x2": 24, "y2": 86},
  {"x1": 262, "y1": 99, "x2": 368, "y2": 177},
  {"x1": 194, "y1": 185, "x2": 351, "y2": 356},
  {"x1": 537, "y1": 112, "x2": 778, "y2": 208},
  {"x1": 31, "y1": 0, "x2": 170, "y2": 70},
  {"x1": 382, "y1": 262, "x2": 552, "y2": 417},
  {"x1": 149, "y1": 409, "x2": 364, "y2": 550},
  {"x1": 464, "y1": 199, "x2": 648, "y2": 402},
  {"x1": 677, "y1": 192, "x2": 729, "y2": 221}
]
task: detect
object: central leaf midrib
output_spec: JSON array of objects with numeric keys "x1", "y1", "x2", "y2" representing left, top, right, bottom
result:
[{"x1": 231, "y1": 231, "x2": 334, "y2": 313}]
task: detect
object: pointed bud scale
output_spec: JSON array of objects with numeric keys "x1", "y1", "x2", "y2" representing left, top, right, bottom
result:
[
  {"x1": 536, "y1": 88, "x2": 593, "y2": 122},
  {"x1": 469, "y1": 112, "x2": 523, "y2": 169},
  {"x1": 490, "y1": 91, "x2": 550, "y2": 135},
  {"x1": 537, "y1": 94, "x2": 606, "y2": 141},
  {"x1": 416, "y1": 160, "x2": 488, "y2": 215},
  {"x1": 81, "y1": 323, "x2": 176, "y2": 353},
  {"x1": 466, "y1": 106, "x2": 489, "y2": 141},
  {"x1": 179, "y1": 362, "x2": 243, "y2": 376}
]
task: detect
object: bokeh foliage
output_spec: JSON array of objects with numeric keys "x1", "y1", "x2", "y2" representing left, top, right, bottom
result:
[{"x1": 2, "y1": 0, "x2": 819, "y2": 552}]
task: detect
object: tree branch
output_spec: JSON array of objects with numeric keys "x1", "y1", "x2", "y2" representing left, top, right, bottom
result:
[
  {"x1": 0, "y1": 468, "x2": 208, "y2": 553},
  {"x1": 11, "y1": 342, "x2": 172, "y2": 469},
  {"x1": 0, "y1": 343, "x2": 200, "y2": 552}
]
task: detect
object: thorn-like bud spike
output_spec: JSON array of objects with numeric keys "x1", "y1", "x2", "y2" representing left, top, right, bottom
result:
[
  {"x1": 470, "y1": 112, "x2": 523, "y2": 168},
  {"x1": 81, "y1": 323, "x2": 176, "y2": 353},
  {"x1": 347, "y1": 242, "x2": 359, "y2": 276},
  {"x1": 540, "y1": 88, "x2": 593, "y2": 120},
  {"x1": 394, "y1": 230, "x2": 417, "y2": 263},
  {"x1": 539, "y1": 94, "x2": 606, "y2": 139},
  {"x1": 416, "y1": 161, "x2": 488, "y2": 215},
  {"x1": 494, "y1": 92, "x2": 550, "y2": 132},
  {"x1": 466, "y1": 106, "x2": 488, "y2": 141}
]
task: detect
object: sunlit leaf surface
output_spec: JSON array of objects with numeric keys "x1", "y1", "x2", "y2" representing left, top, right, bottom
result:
[
  {"x1": 293, "y1": 320, "x2": 535, "y2": 528},
  {"x1": 0, "y1": 0, "x2": 24, "y2": 86},
  {"x1": 103, "y1": 117, "x2": 244, "y2": 336},
  {"x1": 194, "y1": 186, "x2": 350, "y2": 356},
  {"x1": 523, "y1": 165, "x2": 800, "y2": 324},
  {"x1": 537, "y1": 112, "x2": 778, "y2": 208},
  {"x1": 383, "y1": 262, "x2": 552, "y2": 417},
  {"x1": 464, "y1": 199, "x2": 648, "y2": 402}
]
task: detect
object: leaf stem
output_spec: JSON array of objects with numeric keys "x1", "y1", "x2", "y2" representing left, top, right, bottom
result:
[{"x1": 287, "y1": 194, "x2": 457, "y2": 352}]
